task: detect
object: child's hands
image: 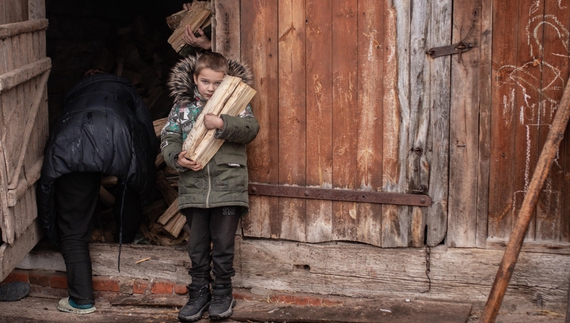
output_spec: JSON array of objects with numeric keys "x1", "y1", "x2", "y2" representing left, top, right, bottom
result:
[
  {"x1": 177, "y1": 151, "x2": 203, "y2": 171},
  {"x1": 204, "y1": 113, "x2": 224, "y2": 130}
]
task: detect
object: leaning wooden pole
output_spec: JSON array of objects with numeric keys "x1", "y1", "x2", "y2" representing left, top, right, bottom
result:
[{"x1": 479, "y1": 77, "x2": 570, "y2": 323}]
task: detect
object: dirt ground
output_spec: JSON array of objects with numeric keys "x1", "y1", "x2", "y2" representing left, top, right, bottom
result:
[{"x1": 0, "y1": 290, "x2": 566, "y2": 323}]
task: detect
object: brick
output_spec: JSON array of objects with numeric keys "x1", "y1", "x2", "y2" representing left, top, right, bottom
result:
[
  {"x1": 2, "y1": 270, "x2": 29, "y2": 284},
  {"x1": 119, "y1": 279, "x2": 134, "y2": 294},
  {"x1": 50, "y1": 274, "x2": 68, "y2": 289},
  {"x1": 133, "y1": 279, "x2": 149, "y2": 294},
  {"x1": 92, "y1": 277, "x2": 120, "y2": 292},
  {"x1": 233, "y1": 291, "x2": 255, "y2": 301},
  {"x1": 151, "y1": 281, "x2": 174, "y2": 295},
  {"x1": 174, "y1": 284, "x2": 188, "y2": 295},
  {"x1": 29, "y1": 273, "x2": 50, "y2": 287}
]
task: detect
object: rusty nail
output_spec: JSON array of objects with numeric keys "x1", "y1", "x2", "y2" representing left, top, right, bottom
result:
[
  {"x1": 304, "y1": 191, "x2": 310, "y2": 196},
  {"x1": 420, "y1": 198, "x2": 426, "y2": 204},
  {"x1": 251, "y1": 187, "x2": 257, "y2": 193}
]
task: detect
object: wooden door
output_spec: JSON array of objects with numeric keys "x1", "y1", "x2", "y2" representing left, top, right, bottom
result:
[
  {"x1": 214, "y1": 0, "x2": 452, "y2": 248},
  {"x1": 0, "y1": 0, "x2": 50, "y2": 281},
  {"x1": 487, "y1": 0, "x2": 570, "y2": 244}
]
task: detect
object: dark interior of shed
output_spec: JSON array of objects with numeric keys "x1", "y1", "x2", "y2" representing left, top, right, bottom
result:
[{"x1": 45, "y1": 0, "x2": 195, "y2": 246}]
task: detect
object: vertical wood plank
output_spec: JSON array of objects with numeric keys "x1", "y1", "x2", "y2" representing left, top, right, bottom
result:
[
  {"x1": 28, "y1": 0, "x2": 46, "y2": 20},
  {"x1": 488, "y1": 0, "x2": 519, "y2": 240},
  {"x1": 331, "y1": 0, "x2": 358, "y2": 241},
  {"x1": 476, "y1": 0, "x2": 493, "y2": 247},
  {"x1": 278, "y1": 0, "x2": 307, "y2": 242},
  {"x1": 514, "y1": 0, "x2": 543, "y2": 241},
  {"x1": 535, "y1": 0, "x2": 569, "y2": 241},
  {"x1": 383, "y1": 1, "x2": 411, "y2": 248},
  {"x1": 355, "y1": 0, "x2": 384, "y2": 247},
  {"x1": 305, "y1": 0, "x2": 333, "y2": 243},
  {"x1": 381, "y1": 2, "x2": 401, "y2": 248},
  {"x1": 424, "y1": 0, "x2": 451, "y2": 247},
  {"x1": 448, "y1": 2, "x2": 483, "y2": 247},
  {"x1": 240, "y1": 0, "x2": 280, "y2": 239},
  {"x1": 406, "y1": 0, "x2": 429, "y2": 247},
  {"x1": 213, "y1": 0, "x2": 240, "y2": 60}
]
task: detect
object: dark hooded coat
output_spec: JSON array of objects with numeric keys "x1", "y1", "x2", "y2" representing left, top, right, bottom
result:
[
  {"x1": 37, "y1": 74, "x2": 158, "y2": 243},
  {"x1": 161, "y1": 54, "x2": 259, "y2": 215}
]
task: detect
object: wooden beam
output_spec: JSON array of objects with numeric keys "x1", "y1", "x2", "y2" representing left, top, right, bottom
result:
[
  {"x1": 479, "y1": 76, "x2": 570, "y2": 323},
  {"x1": 0, "y1": 19, "x2": 48, "y2": 40}
]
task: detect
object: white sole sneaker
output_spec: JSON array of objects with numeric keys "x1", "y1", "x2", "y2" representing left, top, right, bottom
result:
[{"x1": 56, "y1": 297, "x2": 96, "y2": 314}]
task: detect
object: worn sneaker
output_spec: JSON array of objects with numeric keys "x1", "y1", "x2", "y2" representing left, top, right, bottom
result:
[
  {"x1": 178, "y1": 285, "x2": 211, "y2": 322},
  {"x1": 56, "y1": 297, "x2": 96, "y2": 314},
  {"x1": 208, "y1": 284, "x2": 236, "y2": 320}
]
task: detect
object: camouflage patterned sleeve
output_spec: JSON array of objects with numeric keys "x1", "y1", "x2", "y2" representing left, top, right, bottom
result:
[{"x1": 160, "y1": 105, "x2": 186, "y2": 172}]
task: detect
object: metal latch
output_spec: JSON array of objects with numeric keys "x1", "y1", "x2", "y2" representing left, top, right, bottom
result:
[{"x1": 426, "y1": 42, "x2": 473, "y2": 59}]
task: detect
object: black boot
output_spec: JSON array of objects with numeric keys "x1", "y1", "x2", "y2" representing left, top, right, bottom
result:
[
  {"x1": 208, "y1": 284, "x2": 236, "y2": 320},
  {"x1": 178, "y1": 285, "x2": 211, "y2": 322}
]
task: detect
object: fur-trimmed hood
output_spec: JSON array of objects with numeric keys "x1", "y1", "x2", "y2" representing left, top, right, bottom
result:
[{"x1": 168, "y1": 54, "x2": 254, "y2": 106}]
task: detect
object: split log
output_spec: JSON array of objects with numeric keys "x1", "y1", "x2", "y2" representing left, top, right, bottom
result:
[
  {"x1": 167, "y1": 1, "x2": 212, "y2": 53},
  {"x1": 157, "y1": 198, "x2": 179, "y2": 226},
  {"x1": 183, "y1": 75, "x2": 257, "y2": 166},
  {"x1": 162, "y1": 211, "x2": 187, "y2": 239}
]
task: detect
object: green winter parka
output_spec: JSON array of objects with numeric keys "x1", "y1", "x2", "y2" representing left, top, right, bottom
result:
[{"x1": 161, "y1": 54, "x2": 259, "y2": 215}]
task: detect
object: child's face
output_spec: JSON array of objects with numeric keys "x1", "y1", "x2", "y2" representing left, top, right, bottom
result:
[{"x1": 193, "y1": 68, "x2": 225, "y2": 100}]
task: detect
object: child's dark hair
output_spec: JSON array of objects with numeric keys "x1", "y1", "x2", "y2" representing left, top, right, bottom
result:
[{"x1": 194, "y1": 52, "x2": 229, "y2": 77}]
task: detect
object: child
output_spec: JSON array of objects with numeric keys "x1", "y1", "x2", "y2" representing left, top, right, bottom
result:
[{"x1": 161, "y1": 52, "x2": 259, "y2": 322}]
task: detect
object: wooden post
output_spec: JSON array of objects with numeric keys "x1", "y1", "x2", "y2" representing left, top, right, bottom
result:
[{"x1": 479, "y1": 77, "x2": 570, "y2": 323}]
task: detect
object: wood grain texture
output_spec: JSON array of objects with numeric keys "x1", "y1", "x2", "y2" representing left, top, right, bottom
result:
[
  {"x1": 277, "y1": 0, "x2": 307, "y2": 242},
  {"x1": 213, "y1": 0, "x2": 240, "y2": 60},
  {"x1": 488, "y1": 0, "x2": 519, "y2": 240},
  {"x1": 448, "y1": 2, "x2": 483, "y2": 247},
  {"x1": 535, "y1": 0, "x2": 570, "y2": 242},
  {"x1": 17, "y1": 237, "x2": 570, "y2": 309},
  {"x1": 355, "y1": 0, "x2": 384, "y2": 247},
  {"x1": 240, "y1": 0, "x2": 280, "y2": 239},
  {"x1": 305, "y1": 0, "x2": 333, "y2": 243},
  {"x1": 331, "y1": 0, "x2": 358, "y2": 242}
]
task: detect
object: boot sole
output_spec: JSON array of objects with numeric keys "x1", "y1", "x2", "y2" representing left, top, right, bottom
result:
[{"x1": 209, "y1": 298, "x2": 236, "y2": 320}]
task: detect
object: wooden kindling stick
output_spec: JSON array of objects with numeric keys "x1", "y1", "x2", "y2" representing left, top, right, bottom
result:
[{"x1": 479, "y1": 77, "x2": 570, "y2": 323}]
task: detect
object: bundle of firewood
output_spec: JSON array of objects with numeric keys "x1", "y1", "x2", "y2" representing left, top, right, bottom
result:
[{"x1": 167, "y1": 1, "x2": 212, "y2": 53}]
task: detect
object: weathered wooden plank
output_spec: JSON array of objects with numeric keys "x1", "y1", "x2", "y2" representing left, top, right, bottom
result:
[
  {"x1": 380, "y1": 2, "x2": 400, "y2": 249},
  {"x1": 476, "y1": 0, "x2": 493, "y2": 248},
  {"x1": 0, "y1": 219, "x2": 41, "y2": 281},
  {"x1": 488, "y1": 0, "x2": 519, "y2": 240},
  {"x1": 28, "y1": 0, "x2": 45, "y2": 20},
  {"x1": 512, "y1": 0, "x2": 543, "y2": 242},
  {"x1": 213, "y1": 0, "x2": 240, "y2": 61},
  {"x1": 17, "y1": 238, "x2": 570, "y2": 309},
  {"x1": 331, "y1": 0, "x2": 358, "y2": 242},
  {"x1": 535, "y1": 1, "x2": 570, "y2": 241},
  {"x1": 0, "y1": 57, "x2": 50, "y2": 92},
  {"x1": 448, "y1": 2, "x2": 483, "y2": 247},
  {"x1": 0, "y1": 19, "x2": 47, "y2": 40},
  {"x1": 354, "y1": 0, "x2": 384, "y2": 247},
  {"x1": 305, "y1": 0, "x2": 333, "y2": 243},
  {"x1": 240, "y1": 0, "x2": 279, "y2": 239},
  {"x1": 406, "y1": 0, "x2": 430, "y2": 248},
  {"x1": 424, "y1": 0, "x2": 451, "y2": 247},
  {"x1": 383, "y1": 1, "x2": 412, "y2": 248},
  {"x1": 277, "y1": 0, "x2": 306, "y2": 242}
]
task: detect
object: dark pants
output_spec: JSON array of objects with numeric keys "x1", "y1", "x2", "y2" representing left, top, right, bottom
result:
[
  {"x1": 55, "y1": 172, "x2": 142, "y2": 305},
  {"x1": 181, "y1": 207, "x2": 240, "y2": 286}
]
